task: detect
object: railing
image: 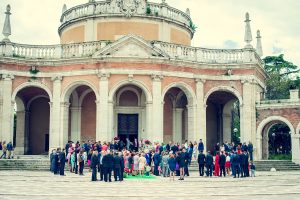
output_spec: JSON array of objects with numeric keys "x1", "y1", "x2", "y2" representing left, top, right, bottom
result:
[
  {"x1": 152, "y1": 41, "x2": 260, "y2": 64},
  {"x1": 60, "y1": 1, "x2": 192, "y2": 28},
  {"x1": 258, "y1": 99, "x2": 300, "y2": 105},
  {"x1": 0, "y1": 40, "x2": 110, "y2": 59},
  {"x1": 0, "y1": 40, "x2": 263, "y2": 66},
  {"x1": 12, "y1": 44, "x2": 57, "y2": 59}
]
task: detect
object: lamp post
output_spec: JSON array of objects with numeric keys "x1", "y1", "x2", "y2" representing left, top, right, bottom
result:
[
  {"x1": 233, "y1": 128, "x2": 238, "y2": 143},
  {"x1": 272, "y1": 132, "x2": 276, "y2": 154}
]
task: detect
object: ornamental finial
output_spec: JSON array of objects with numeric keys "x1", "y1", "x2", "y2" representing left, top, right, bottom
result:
[
  {"x1": 244, "y1": 12, "x2": 253, "y2": 48},
  {"x1": 256, "y1": 30, "x2": 263, "y2": 57},
  {"x1": 62, "y1": 4, "x2": 67, "y2": 14},
  {"x1": 2, "y1": 4, "x2": 11, "y2": 42}
]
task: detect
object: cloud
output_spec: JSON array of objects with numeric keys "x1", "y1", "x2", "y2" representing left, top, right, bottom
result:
[
  {"x1": 272, "y1": 46, "x2": 283, "y2": 54},
  {"x1": 223, "y1": 40, "x2": 239, "y2": 49},
  {"x1": 0, "y1": 0, "x2": 299, "y2": 66}
]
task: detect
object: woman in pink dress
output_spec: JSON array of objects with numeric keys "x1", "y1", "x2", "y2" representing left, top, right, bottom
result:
[{"x1": 214, "y1": 152, "x2": 220, "y2": 176}]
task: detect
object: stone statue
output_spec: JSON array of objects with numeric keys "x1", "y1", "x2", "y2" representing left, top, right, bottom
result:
[{"x1": 112, "y1": 0, "x2": 146, "y2": 17}]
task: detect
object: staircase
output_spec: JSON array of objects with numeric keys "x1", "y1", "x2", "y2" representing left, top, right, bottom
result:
[
  {"x1": 253, "y1": 160, "x2": 300, "y2": 171},
  {"x1": 0, "y1": 158, "x2": 50, "y2": 171}
]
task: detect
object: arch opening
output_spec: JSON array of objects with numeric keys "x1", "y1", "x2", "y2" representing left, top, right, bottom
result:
[
  {"x1": 205, "y1": 90, "x2": 240, "y2": 154},
  {"x1": 112, "y1": 84, "x2": 147, "y2": 147},
  {"x1": 163, "y1": 87, "x2": 189, "y2": 144},
  {"x1": 14, "y1": 86, "x2": 50, "y2": 155},
  {"x1": 261, "y1": 121, "x2": 291, "y2": 160},
  {"x1": 67, "y1": 85, "x2": 97, "y2": 143}
]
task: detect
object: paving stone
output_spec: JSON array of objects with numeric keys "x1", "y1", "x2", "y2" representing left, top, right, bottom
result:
[{"x1": 0, "y1": 170, "x2": 300, "y2": 200}]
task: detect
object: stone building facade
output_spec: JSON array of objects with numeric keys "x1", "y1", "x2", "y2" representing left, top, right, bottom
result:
[{"x1": 0, "y1": 0, "x2": 299, "y2": 163}]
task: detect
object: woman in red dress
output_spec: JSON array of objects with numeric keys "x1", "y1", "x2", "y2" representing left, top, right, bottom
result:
[{"x1": 214, "y1": 152, "x2": 220, "y2": 176}]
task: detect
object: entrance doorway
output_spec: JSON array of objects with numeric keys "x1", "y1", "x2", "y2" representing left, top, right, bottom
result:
[{"x1": 118, "y1": 114, "x2": 138, "y2": 144}]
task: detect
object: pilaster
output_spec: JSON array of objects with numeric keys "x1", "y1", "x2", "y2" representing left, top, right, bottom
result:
[
  {"x1": 0, "y1": 73, "x2": 14, "y2": 143},
  {"x1": 14, "y1": 110, "x2": 25, "y2": 154},
  {"x1": 60, "y1": 101, "x2": 70, "y2": 147},
  {"x1": 195, "y1": 78, "x2": 206, "y2": 145},
  {"x1": 292, "y1": 134, "x2": 300, "y2": 164},
  {"x1": 241, "y1": 79, "x2": 256, "y2": 144},
  {"x1": 151, "y1": 74, "x2": 163, "y2": 142},
  {"x1": 50, "y1": 75, "x2": 62, "y2": 149},
  {"x1": 145, "y1": 101, "x2": 153, "y2": 141},
  {"x1": 97, "y1": 70, "x2": 110, "y2": 142},
  {"x1": 70, "y1": 106, "x2": 82, "y2": 142},
  {"x1": 173, "y1": 108, "x2": 183, "y2": 143}
]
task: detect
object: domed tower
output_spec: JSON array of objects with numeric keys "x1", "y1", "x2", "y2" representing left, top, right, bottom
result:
[{"x1": 58, "y1": 0, "x2": 195, "y2": 45}]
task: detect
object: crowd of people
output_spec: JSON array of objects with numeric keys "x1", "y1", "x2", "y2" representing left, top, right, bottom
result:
[{"x1": 49, "y1": 138, "x2": 256, "y2": 182}]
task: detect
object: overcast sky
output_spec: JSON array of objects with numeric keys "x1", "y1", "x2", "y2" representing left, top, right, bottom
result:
[{"x1": 0, "y1": 0, "x2": 299, "y2": 66}]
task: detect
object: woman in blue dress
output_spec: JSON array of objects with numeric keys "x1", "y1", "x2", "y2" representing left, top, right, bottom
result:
[{"x1": 168, "y1": 153, "x2": 176, "y2": 181}]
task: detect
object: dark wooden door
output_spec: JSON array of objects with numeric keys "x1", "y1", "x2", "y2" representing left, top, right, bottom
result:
[{"x1": 118, "y1": 114, "x2": 138, "y2": 143}]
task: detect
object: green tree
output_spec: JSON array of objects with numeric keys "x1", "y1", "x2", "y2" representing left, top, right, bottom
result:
[{"x1": 263, "y1": 54, "x2": 299, "y2": 99}]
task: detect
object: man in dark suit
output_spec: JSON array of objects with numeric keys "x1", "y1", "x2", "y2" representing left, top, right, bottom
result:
[
  {"x1": 239, "y1": 152, "x2": 246, "y2": 177},
  {"x1": 205, "y1": 151, "x2": 213, "y2": 177},
  {"x1": 58, "y1": 148, "x2": 66, "y2": 176},
  {"x1": 232, "y1": 152, "x2": 240, "y2": 178},
  {"x1": 197, "y1": 151, "x2": 205, "y2": 176},
  {"x1": 102, "y1": 151, "x2": 114, "y2": 182},
  {"x1": 153, "y1": 152, "x2": 161, "y2": 176},
  {"x1": 183, "y1": 148, "x2": 190, "y2": 176},
  {"x1": 113, "y1": 152, "x2": 122, "y2": 181},
  {"x1": 91, "y1": 150, "x2": 99, "y2": 181},
  {"x1": 243, "y1": 150, "x2": 249, "y2": 177},
  {"x1": 119, "y1": 152, "x2": 125, "y2": 181},
  {"x1": 171, "y1": 143, "x2": 178, "y2": 153},
  {"x1": 99, "y1": 151, "x2": 105, "y2": 181},
  {"x1": 219, "y1": 151, "x2": 226, "y2": 177},
  {"x1": 248, "y1": 142, "x2": 253, "y2": 161}
]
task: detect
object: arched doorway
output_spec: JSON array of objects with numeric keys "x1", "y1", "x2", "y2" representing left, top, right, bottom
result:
[
  {"x1": 205, "y1": 90, "x2": 240, "y2": 153},
  {"x1": 14, "y1": 86, "x2": 50, "y2": 155},
  {"x1": 112, "y1": 85, "x2": 147, "y2": 145},
  {"x1": 163, "y1": 88, "x2": 188, "y2": 144},
  {"x1": 261, "y1": 121, "x2": 291, "y2": 160},
  {"x1": 63, "y1": 84, "x2": 98, "y2": 143}
]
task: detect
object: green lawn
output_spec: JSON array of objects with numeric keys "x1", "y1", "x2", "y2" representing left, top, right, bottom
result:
[
  {"x1": 124, "y1": 174, "x2": 156, "y2": 179},
  {"x1": 269, "y1": 154, "x2": 292, "y2": 160}
]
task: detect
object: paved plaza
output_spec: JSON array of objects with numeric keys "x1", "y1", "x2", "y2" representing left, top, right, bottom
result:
[{"x1": 0, "y1": 170, "x2": 300, "y2": 200}]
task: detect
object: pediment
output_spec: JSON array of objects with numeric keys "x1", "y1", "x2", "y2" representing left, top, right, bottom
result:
[{"x1": 93, "y1": 35, "x2": 168, "y2": 58}]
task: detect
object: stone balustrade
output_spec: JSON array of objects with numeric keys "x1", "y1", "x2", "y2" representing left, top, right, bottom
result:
[
  {"x1": 60, "y1": 1, "x2": 192, "y2": 29},
  {"x1": 153, "y1": 41, "x2": 262, "y2": 65},
  {"x1": 0, "y1": 40, "x2": 263, "y2": 66},
  {"x1": 0, "y1": 40, "x2": 110, "y2": 59}
]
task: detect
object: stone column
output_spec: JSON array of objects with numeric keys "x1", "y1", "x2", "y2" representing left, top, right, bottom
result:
[
  {"x1": 0, "y1": 74, "x2": 14, "y2": 143},
  {"x1": 195, "y1": 79, "x2": 206, "y2": 147},
  {"x1": 70, "y1": 106, "x2": 81, "y2": 142},
  {"x1": 222, "y1": 111, "x2": 231, "y2": 143},
  {"x1": 60, "y1": 102, "x2": 70, "y2": 147},
  {"x1": 97, "y1": 71, "x2": 110, "y2": 142},
  {"x1": 187, "y1": 105, "x2": 196, "y2": 142},
  {"x1": 151, "y1": 74, "x2": 163, "y2": 142},
  {"x1": 241, "y1": 79, "x2": 256, "y2": 144},
  {"x1": 50, "y1": 75, "x2": 62, "y2": 150},
  {"x1": 173, "y1": 108, "x2": 183, "y2": 143},
  {"x1": 256, "y1": 134, "x2": 262, "y2": 160},
  {"x1": 24, "y1": 110, "x2": 30, "y2": 154},
  {"x1": 145, "y1": 101, "x2": 153, "y2": 141},
  {"x1": 14, "y1": 110, "x2": 25, "y2": 154},
  {"x1": 108, "y1": 101, "x2": 114, "y2": 140},
  {"x1": 292, "y1": 134, "x2": 300, "y2": 164}
]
